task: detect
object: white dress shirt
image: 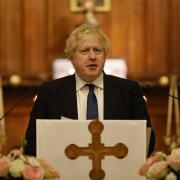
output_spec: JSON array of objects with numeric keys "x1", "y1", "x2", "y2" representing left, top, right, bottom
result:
[{"x1": 75, "y1": 73, "x2": 104, "y2": 121}]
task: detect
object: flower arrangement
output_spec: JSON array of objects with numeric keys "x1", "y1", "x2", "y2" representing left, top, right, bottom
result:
[
  {"x1": 139, "y1": 148, "x2": 180, "y2": 180},
  {"x1": 0, "y1": 149, "x2": 60, "y2": 179}
]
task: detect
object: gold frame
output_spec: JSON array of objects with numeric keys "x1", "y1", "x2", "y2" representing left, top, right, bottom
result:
[{"x1": 70, "y1": 0, "x2": 111, "y2": 12}]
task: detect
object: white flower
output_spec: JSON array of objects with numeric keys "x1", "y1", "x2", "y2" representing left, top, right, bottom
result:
[
  {"x1": 146, "y1": 161, "x2": 169, "y2": 179},
  {"x1": 155, "y1": 152, "x2": 167, "y2": 160},
  {"x1": 28, "y1": 157, "x2": 41, "y2": 167},
  {"x1": 9, "y1": 158, "x2": 24, "y2": 177},
  {"x1": 19, "y1": 154, "x2": 26, "y2": 161},
  {"x1": 0, "y1": 149, "x2": 60, "y2": 179},
  {"x1": 139, "y1": 148, "x2": 180, "y2": 180},
  {"x1": 165, "y1": 172, "x2": 177, "y2": 180},
  {"x1": 167, "y1": 154, "x2": 180, "y2": 171}
]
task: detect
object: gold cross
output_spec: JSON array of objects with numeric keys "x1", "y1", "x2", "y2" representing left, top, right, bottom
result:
[{"x1": 65, "y1": 121, "x2": 128, "y2": 180}]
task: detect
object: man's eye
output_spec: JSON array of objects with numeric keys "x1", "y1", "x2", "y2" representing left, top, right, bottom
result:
[
  {"x1": 94, "y1": 48, "x2": 102, "y2": 53},
  {"x1": 80, "y1": 49, "x2": 88, "y2": 53}
]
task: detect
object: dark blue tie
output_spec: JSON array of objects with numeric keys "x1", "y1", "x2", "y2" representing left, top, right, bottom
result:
[{"x1": 86, "y1": 84, "x2": 98, "y2": 119}]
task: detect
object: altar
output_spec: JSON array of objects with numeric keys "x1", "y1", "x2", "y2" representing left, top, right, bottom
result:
[{"x1": 37, "y1": 120, "x2": 146, "y2": 180}]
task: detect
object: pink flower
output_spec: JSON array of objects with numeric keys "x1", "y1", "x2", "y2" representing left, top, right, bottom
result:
[
  {"x1": 22, "y1": 164, "x2": 45, "y2": 180},
  {"x1": 0, "y1": 156, "x2": 11, "y2": 177},
  {"x1": 138, "y1": 163, "x2": 150, "y2": 176},
  {"x1": 168, "y1": 154, "x2": 180, "y2": 171},
  {"x1": 147, "y1": 155, "x2": 159, "y2": 166},
  {"x1": 0, "y1": 149, "x2": 59, "y2": 179},
  {"x1": 39, "y1": 159, "x2": 60, "y2": 179},
  {"x1": 139, "y1": 155, "x2": 159, "y2": 175},
  {"x1": 146, "y1": 161, "x2": 169, "y2": 179}
]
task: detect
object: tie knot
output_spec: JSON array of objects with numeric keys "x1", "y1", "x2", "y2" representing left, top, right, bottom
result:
[{"x1": 86, "y1": 84, "x2": 95, "y2": 91}]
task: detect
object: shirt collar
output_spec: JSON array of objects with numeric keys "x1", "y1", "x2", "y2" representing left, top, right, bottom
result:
[{"x1": 75, "y1": 73, "x2": 104, "y2": 91}]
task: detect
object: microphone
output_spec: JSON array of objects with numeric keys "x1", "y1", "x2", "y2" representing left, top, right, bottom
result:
[
  {"x1": 145, "y1": 85, "x2": 179, "y2": 100},
  {"x1": 0, "y1": 87, "x2": 38, "y2": 122}
]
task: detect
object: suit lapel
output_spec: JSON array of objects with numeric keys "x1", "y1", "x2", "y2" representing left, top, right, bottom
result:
[
  {"x1": 60, "y1": 74, "x2": 120, "y2": 120},
  {"x1": 104, "y1": 74, "x2": 119, "y2": 119},
  {"x1": 61, "y1": 75, "x2": 78, "y2": 119}
]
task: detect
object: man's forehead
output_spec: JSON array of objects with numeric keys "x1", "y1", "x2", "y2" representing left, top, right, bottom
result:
[{"x1": 76, "y1": 35, "x2": 101, "y2": 46}]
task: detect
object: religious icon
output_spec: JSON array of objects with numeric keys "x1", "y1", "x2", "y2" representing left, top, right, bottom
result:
[
  {"x1": 70, "y1": 0, "x2": 111, "y2": 12},
  {"x1": 65, "y1": 121, "x2": 128, "y2": 179}
]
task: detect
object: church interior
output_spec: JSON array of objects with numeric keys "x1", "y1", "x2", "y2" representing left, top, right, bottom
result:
[{"x1": 0, "y1": 0, "x2": 180, "y2": 157}]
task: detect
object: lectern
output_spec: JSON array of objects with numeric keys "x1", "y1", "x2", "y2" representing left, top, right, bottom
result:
[{"x1": 37, "y1": 120, "x2": 146, "y2": 180}]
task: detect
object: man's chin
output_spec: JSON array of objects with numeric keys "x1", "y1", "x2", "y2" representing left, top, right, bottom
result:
[
  {"x1": 87, "y1": 71, "x2": 99, "y2": 76},
  {"x1": 85, "y1": 72, "x2": 100, "y2": 82}
]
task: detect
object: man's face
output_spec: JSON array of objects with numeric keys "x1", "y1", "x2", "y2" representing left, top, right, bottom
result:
[{"x1": 70, "y1": 34, "x2": 106, "y2": 82}]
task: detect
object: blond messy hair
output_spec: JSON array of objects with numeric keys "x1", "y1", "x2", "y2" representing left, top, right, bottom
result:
[{"x1": 64, "y1": 23, "x2": 110, "y2": 59}]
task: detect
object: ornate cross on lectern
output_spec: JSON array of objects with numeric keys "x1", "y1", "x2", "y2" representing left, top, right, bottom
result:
[{"x1": 65, "y1": 121, "x2": 128, "y2": 180}]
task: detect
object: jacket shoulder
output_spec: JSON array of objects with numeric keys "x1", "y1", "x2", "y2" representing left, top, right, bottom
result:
[
  {"x1": 105, "y1": 74, "x2": 140, "y2": 87},
  {"x1": 41, "y1": 75, "x2": 75, "y2": 89}
]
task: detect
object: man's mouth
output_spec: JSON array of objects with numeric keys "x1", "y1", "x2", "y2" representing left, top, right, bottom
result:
[{"x1": 87, "y1": 64, "x2": 98, "y2": 68}]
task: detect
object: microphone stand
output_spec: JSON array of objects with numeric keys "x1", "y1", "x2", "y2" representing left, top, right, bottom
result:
[
  {"x1": 165, "y1": 75, "x2": 180, "y2": 149},
  {"x1": 0, "y1": 87, "x2": 37, "y2": 122},
  {"x1": 0, "y1": 77, "x2": 6, "y2": 150},
  {"x1": 145, "y1": 75, "x2": 180, "y2": 150}
]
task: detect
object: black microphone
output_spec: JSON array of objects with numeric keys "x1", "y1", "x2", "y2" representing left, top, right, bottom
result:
[
  {"x1": 144, "y1": 84, "x2": 179, "y2": 100},
  {"x1": 0, "y1": 87, "x2": 38, "y2": 122}
]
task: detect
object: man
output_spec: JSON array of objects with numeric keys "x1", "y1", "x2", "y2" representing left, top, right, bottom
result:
[{"x1": 24, "y1": 23, "x2": 155, "y2": 156}]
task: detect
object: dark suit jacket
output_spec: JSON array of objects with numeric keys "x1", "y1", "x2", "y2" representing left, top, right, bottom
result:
[{"x1": 24, "y1": 74, "x2": 155, "y2": 156}]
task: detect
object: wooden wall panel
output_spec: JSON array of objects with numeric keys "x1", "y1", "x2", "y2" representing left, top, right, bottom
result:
[
  {"x1": 2, "y1": 87, "x2": 34, "y2": 154},
  {"x1": 0, "y1": 0, "x2": 22, "y2": 76},
  {"x1": 22, "y1": 0, "x2": 47, "y2": 78},
  {"x1": 0, "y1": 0, "x2": 180, "y2": 82},
  {"x1": 170, "y1": 0, "x2": 180, "y2": 74},
  {"x1": 145, "y1": 89, "x2": 169, "y2": 152},
  {"x1": 46, "y1": 0, "x2": 75, "y2": 67},
  {"x1": 110, "y1": 0, "x2": 129, "y2": 59},
  {"x1": 46, "y1": 0, "x2": 112, "y2": 66},
  {"x1": 125, "y1": 0, "x2": 146, "y2": 76},
  {"x1": 144, "y1": 0, "x2": 170, "y2": 76}
]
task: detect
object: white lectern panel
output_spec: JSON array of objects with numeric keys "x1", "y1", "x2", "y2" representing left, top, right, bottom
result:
[{"x1": 37, "y1": 120, "x2": 146, "y2": 180}]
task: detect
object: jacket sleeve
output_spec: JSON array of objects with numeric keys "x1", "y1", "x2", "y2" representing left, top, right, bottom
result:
[
  {"x1": 24, "y1": 84, "x2": 50, "y2": 156},
  {"x1": 129, "y1": 81, "x2": 155, "y2": 156}
]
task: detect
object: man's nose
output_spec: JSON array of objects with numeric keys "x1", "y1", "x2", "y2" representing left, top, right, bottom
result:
[{"x1": 89, "y1": 49, "x2": 96, "y2": 59}]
